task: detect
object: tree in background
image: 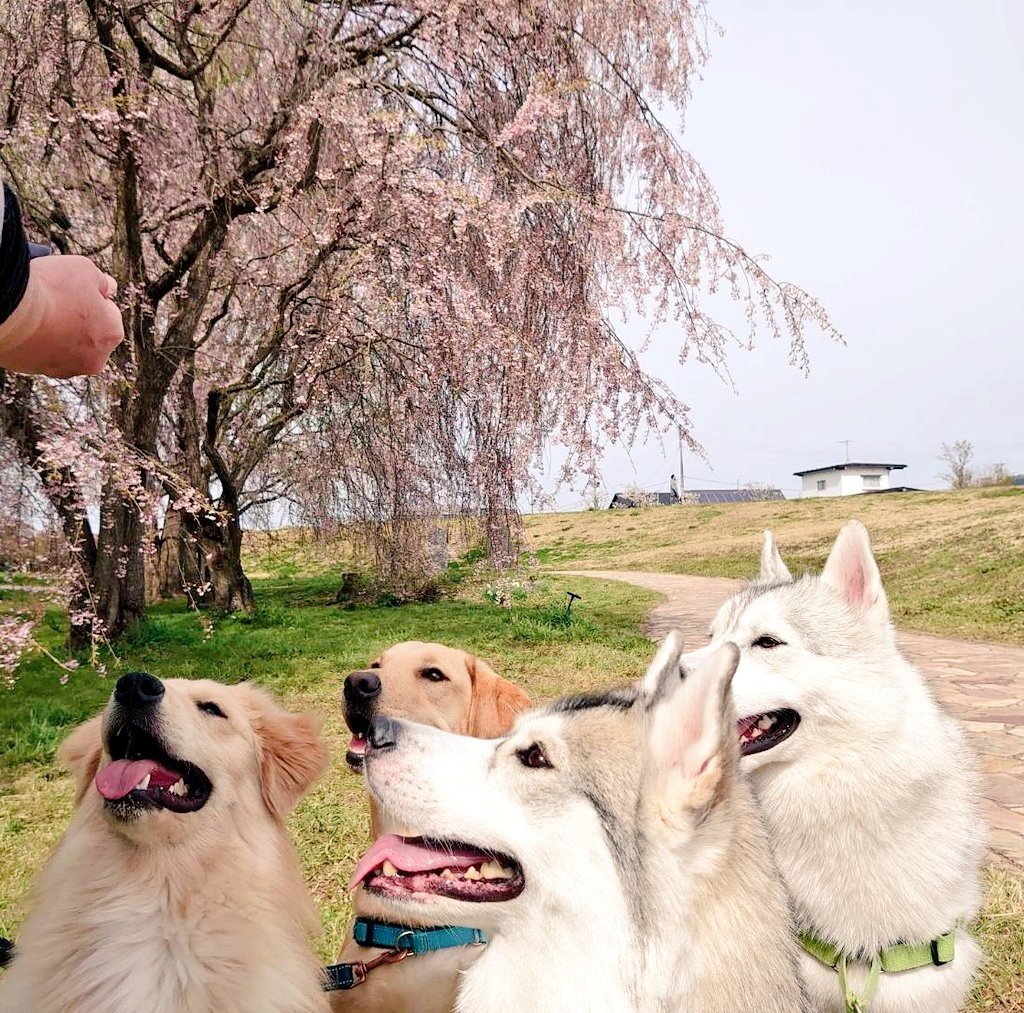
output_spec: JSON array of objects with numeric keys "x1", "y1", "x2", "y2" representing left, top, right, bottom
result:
[
  {"x1": 0, "y1": 0, "x2": 839, "y2": 659},
  {"x1": 939, "y1": 440, "x2": 975, "y2": 489}
]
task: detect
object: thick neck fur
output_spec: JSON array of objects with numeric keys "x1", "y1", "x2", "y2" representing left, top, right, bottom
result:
[
  {"x1": 644, "y1": 782, "x2": 808, "y2": 1012},
  {"x1": 1, "y1": 802, "x2": 325, "y2": 1013},
  {"x1": 753, "y1": 656, "x2": 984, "y2": 953},
  {"x1": 454, "y1": 785, "x2": 805, "y2": 1013},
  {"x1": 454, "y1": 858, "x2": 637, "y2": 1013}
]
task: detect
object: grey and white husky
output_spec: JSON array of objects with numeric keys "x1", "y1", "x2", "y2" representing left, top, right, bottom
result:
[
  {"x1": 350, "y1": 641, "x2": 808, "y2": 1012},
  {"x1": 685, "y1": 521, "x2": 985, "y2": 1013}
]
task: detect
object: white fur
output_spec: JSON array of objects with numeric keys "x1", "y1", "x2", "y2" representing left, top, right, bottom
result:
[
  {"x1": 359, "y1": 644, "x2": 806, "y2": 1012},
  {"x1": 691, "y1": 520, "x2": 985, "y2": 1012}
]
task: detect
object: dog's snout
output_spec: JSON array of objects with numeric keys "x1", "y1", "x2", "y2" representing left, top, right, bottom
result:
[
  {"x1": 114, "y1": 671, "x2": 165, "y2": 709},
  {"x1": 367, "y1": 715, "x2": 398, "y2": 751},
  {"x1": 345, "y1": 670, "x2": 382, "y2": 703}
]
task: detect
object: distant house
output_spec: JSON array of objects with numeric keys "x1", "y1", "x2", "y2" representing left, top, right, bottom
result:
[
  {"x1": 794, "y1": 462, "x2": 907, "y2": 498},
  {"x1": 609, "y1": 488, "x2": 784, "y2": 508}
]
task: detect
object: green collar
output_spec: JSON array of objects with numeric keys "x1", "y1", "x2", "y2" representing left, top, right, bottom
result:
[{"x1": 798, "y1": 929, "x2": 955, "y2": 1012}]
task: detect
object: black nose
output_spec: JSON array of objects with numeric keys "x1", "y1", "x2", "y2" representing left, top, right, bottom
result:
[
  {"x1": 367, "y1": 715, "x2": 398, "y2": 751},
  {"x1": 345, "y1": 671, "x2": 382, "y2": 704},
  {"x1": 114, "y1": 671, "x2": 165, "y2": 709}
]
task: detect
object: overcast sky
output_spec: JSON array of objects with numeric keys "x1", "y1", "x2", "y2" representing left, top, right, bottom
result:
[{"x1": 546, "y1": 0, "x2": 1024, "y2": 507}]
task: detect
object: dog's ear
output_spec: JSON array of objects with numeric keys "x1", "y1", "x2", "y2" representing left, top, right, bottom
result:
[
  {"x1": 466, "y1": 655, "x2": 530, "y2": 738},
  {"x1": 648, "y1": 643, "x2": 739, "y2": 827},
  {"x1": 58, "y1": 715, "x2": 104, "y2": 805},
  {"x1": 250, "y1": 690, "x2": 329, "y2": 817},
  {"x1": 759, "y1": 529, "x2": 792, "y2": 582},
  {"x1": 820, "y1": 520, "x2": 889, "y2": 625},
  {"x1": 638, "y1": 630, "x2": 684, "y2": 699}
]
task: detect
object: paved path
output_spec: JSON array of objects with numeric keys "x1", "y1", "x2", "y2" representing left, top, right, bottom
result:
[{"x1": 560, "y1": 570, "x2": 1024, "y2": 866}]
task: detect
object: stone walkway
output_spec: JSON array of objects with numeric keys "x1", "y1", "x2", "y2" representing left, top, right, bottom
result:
[{"x1": 560, "y1": 570, "x2": 1024, "y2": 866}]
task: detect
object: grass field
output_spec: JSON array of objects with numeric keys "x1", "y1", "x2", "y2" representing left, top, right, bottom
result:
[
  {"x1": 524, "y1": 486, "x2": 1024, "y2": 644},
  {"x1": 0, "y1": 569, "x2": 658, "y2": 963},
  {"x1": 1, "y1": 503, "x2": 1022, "y2": 1009}
]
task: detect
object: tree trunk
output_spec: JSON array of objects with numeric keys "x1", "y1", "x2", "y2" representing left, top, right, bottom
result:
[
  {"x1": 197, "y1": 508, "x2": 254, "y2": 612},
  {"x1": 155, "y1": 506, "x2": 204, "y2": 599},
  {"x1": 484, "y1": 485, "x2": 521, "y2": 570},
  {"x1": 89, "y1": 484, "x2": 148, "y2": 643}
]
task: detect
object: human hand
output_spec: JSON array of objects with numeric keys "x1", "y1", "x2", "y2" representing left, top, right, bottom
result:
[{"x1": 0, "y1": 254, "x2": 124, "y2": 378}]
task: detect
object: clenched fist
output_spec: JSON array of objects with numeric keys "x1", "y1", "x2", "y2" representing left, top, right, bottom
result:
[{"x1": 0, "y1": 254, "x2": 124, "y2": 378}]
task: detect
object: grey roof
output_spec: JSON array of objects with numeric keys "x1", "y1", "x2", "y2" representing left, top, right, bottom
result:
[
  {"x1": 793, "y1": 462, "x2": 907, "y2": 477},
  {"x1": 609, "y1": 488, "x2": 785, "y2": 508},
  {"x1": 861, "y1": 485, "x2": 923, "y2": 494},
  {"x1": 683, "y1": 488, "x2": 786, "y2": 504}
]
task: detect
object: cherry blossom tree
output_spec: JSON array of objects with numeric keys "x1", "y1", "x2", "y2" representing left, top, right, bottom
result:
[{"x1": 0, "y1": 0, "x2": 839, "y2": 659}]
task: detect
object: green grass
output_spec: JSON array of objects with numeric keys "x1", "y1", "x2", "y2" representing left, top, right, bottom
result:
[
  {"x1": 970, "y1": 863, "x2": 1024, "y2": 1012},
  {"x1": 525, "y1": 487, "x2": 1024, "y2": 643},
  {"x1": 2, "y1": 518, "x2": 1022, "y2": 1011},
  {"x1": 0, "y1": 570, "x2": 657, "y2": 961}
]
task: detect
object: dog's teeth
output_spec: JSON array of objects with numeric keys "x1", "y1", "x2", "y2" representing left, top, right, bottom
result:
[
  {"x1": 382, "y1": 860, "x2": 398, "y2": 877},
  {"x1": 463, "y1": 866, "x2": 482, "y2": 881},
  {"x1": 501, "y1": 867, "x2": 514, "y2": 877},
  {"x1": 168, "y1": 779, "x2": 187, "y2": 796},
  {"x1": 136, "y1": 773, "x2": 151, "y2": 791},
  {"x1": 440, "y1": 868, "x2": 457, "y2": 879},
  {"x1": 480, "y1": 860, "x2": 509, "y2": 880},
  {"x1": 757, "y1": 716, "x2": 774, "y2": 730}
]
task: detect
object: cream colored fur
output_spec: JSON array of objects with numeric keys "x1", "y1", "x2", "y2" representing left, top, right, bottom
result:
[{"x1": 0, "y1": 679, "x2": 329, "y2": 1013}]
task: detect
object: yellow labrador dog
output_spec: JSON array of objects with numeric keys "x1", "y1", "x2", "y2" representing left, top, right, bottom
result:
[
  {"x1": 0, "y1": 673, "x2": 329, "y2": 1013},
  {"x1": 332, "y1": 642, "x2": 530, "y2": 1012}
]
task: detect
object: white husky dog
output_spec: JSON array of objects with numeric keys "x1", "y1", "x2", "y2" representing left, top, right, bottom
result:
[
  {"x1": 349, "y1": 641, "x2": 808, "y2": 1012},
  {"x1": 685, "y1": 521, "x2": 985, "y2": 1013}
]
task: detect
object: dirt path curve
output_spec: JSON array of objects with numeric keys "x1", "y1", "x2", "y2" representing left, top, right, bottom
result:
[{"x1": 558, "y1": 569, "x2": 1024, "y2": 866}]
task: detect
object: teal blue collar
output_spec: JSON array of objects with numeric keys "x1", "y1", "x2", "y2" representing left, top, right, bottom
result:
[
  {"x1": 323, "y1": 918, "x2": 488, "y2": 992},
  {"x1": 352, "y1": 917, "x2": 487, "y2": 954}
]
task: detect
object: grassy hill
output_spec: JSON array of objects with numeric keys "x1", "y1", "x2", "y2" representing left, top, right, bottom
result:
[{"x1": 524, "y1": 487, "x2": 1024, "y2": 644}]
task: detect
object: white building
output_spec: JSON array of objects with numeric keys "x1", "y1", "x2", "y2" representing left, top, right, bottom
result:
[{"x1": 794, "y1": 462, "x2": 907, "y2": 498}]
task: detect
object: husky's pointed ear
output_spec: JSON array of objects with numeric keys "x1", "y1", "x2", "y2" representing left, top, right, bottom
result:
[
  {"x1": 639, "y1": 630, "x2": 684, "y2": 699},
  {"x1": 648, "y1": 642, "x2": 739, "y2": 824},
  {"x1": 821, "y1": 521, "x2": 889, "y2": 624},
  {"x1": 59, "y1": 715, "x2": 104, "y2": 805},
  {"x1": 759, "y1": 529, "x2": 792, "y2": 582}
]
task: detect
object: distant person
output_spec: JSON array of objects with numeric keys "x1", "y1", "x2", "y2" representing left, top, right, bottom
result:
[
  {"x1": 670, "y1": 473, "x2": 679, "y2": 502},
  {"x1": 0, "y1": 176, "x2": 123, "y2": 378}
]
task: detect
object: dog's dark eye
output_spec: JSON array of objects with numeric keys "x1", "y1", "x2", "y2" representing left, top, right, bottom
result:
[
  {"x1": 420, "y1": 667, "x2": 448, "y2": 683},
  {"x1": 516, "y1": 743, "x2": 552, "y2": 770},
  {"x1": 752, "y1": 635, "x2": 785, "y2": 650},
  {"x1": 197, "y1": 701, "x2": 227, "y2": 718}
]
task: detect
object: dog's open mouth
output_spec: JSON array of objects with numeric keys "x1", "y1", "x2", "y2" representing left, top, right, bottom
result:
[
  {"x1": 97, "y1": 723, "x2": 212, "y2": 815},
  {"x1": 350, "y1": 834, "x2": 525, "y2": 903},
  {"x1": 346, "y1": 734, "x2": 368, "y2": 772},
  {"x1": 737, "y1": 709, "x2": 800, "y2": 757}
]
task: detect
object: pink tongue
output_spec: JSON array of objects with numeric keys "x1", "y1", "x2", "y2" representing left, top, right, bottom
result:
[
  {"x1": 95, "y1": 759, "x2": 179, "y2": 800},
  {"x1": 349, "y1": 834, "x2": 494, "y2": 891},
  {"x1": 348, "y1": 736, "x2": 367, "y2": 755}
]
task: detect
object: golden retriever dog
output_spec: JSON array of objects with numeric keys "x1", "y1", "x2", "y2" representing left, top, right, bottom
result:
[
  {"x1": 332, "y1": 642, "x2": 530, "y2": 1013},
  {"x1": 0, "y1": 672, "x2": 329, "y2": 1013}
]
